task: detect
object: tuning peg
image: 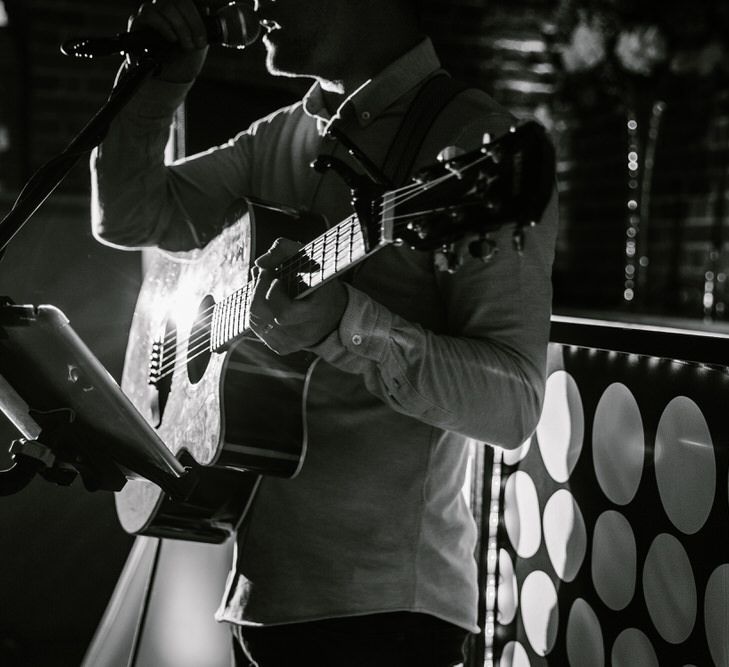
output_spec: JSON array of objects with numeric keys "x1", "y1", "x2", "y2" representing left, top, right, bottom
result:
[
  {"x1": 437, "y1": 146, "x2": 466, "y2": 180},
  {"x1": 437, "y1": 145, "x2": 465, "y2": 162},
  {"x1": 469, "y1": 236, "x2": 499, "y2": 264},
  {"x1": 434, "y1": 244, "x2": 462, "y2": 273}
]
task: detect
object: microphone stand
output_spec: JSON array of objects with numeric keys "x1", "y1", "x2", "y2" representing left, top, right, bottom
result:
[
  {"x1": 0, "y1": 55, "x2": 159, "y2": 253},
  {"x1": 0, "y1": 55, "x2": 167, "y2": 496}
]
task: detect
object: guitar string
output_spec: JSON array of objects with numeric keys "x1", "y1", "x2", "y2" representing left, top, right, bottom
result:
[
  {"x1": 153, "y1": 174, "x2": 444, "y2": 357},
  {"x1": 259, "y1": 149, "x2": 494, "y2": 279},
  {"x1": 151, "y1": 232, "x2": 367, "y2": 364},
  {"x1": 152, "y1": 149, "x2": 493, "y2": 374},
  {"x1": 151, "y1": 151, "x2": 496, "y2": 379},
  {"x1": 151, "y1": 150, "x2": 496, "y2": 378},
  {"x1": 154, "y1": 150, "x2": 489, "y2": 352},
  {"x1": 151, "y1": 237, "x2": 370, "y2": 378}
]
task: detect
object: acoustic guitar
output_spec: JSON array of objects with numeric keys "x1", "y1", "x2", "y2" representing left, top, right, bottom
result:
[{"x1": 115, "y1": 121, "x2": 555, "y2": 542}]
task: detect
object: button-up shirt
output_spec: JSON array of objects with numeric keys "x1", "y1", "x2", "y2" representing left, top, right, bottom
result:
[{"x1": 91, "y1": 38, "x2": 558, "y2": 632}]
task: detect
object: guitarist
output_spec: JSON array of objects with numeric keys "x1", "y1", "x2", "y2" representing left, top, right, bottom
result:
[{"x1": 90, "y1": 0, "x2": 558, "y2": 664}]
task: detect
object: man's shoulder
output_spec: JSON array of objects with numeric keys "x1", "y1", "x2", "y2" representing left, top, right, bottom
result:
[
  {"x1": 246, "y1": 99, "x2": 311, "y2": 135},
  {"x1": 446, "y1": 85, "x2": 516, "y2": 137},
  {"x1": 419, "y1": 83, "x2": 516, "y2": 161}
]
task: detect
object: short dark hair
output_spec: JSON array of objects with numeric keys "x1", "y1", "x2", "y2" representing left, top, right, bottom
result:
[{"x1": 397, "y1": 0, "x2": 422, "y2": 17}]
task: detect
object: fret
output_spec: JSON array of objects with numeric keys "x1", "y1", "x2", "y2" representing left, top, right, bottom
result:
[
  {"x1": 228, "y1": 292, "x2": 235, "y2": 338},
  {"x1": 334, "y1": 224, "x2": 340, "y2": 274},
  {"x1": 233, "y1": 291, "x2": 239, "y2": 337},
  {"x1": 234, "y1": 290, "x2": 241, "y2": 337},
  {"x1": 212, "y1": 209, "x2": 379, "y2": 350},
  {"x1": 231, "y1": 293, "x2": 236, "y2": 338},
  {"x1": 220, "y1": 296, "x2": 227, "y2": 344},
  {"x1": 211, "y1": 304, "x2": 220, "y2": 349},
  {"x1": 322, "y1": 226, "x2": 337, "y2": 282},
  {"x1": 320, "y1": 232, "x2": 327, "y2": 285},
  {"x1": 228, "y1": 293, "x2": 235, "y2": 339},
  {"x1": 238, "y1": 288, "x2": 246, "y2": 338},
  {"x1": 348, "y1": 217, "x2": 355, "y2": 265}
]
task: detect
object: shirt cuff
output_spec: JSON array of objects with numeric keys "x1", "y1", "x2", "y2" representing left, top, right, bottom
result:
[{"x1": 308, "y1": 284, "x2": 393, "y2": 370}]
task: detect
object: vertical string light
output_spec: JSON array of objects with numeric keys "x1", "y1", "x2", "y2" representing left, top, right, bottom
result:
[
  {"x1": 624, "y1": 101, "x2": 666, "y2": 305},
  {"x1": 703, "y1": 107, "x2": 728, "y2": 320},
  {"x1": 483, "y1": 448, "x2": 503, "y2": 667},
  {"x1": 623, "y1": 112, "x2": 640, "y2": 303}
]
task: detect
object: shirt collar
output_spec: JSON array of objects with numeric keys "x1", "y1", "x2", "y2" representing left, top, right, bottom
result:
[{"x1": 302, "y1": 38, "x2": 442, "y2": 133}]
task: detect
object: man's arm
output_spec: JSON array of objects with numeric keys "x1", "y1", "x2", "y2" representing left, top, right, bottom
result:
[
  {"x1": 90, "y1": 0, "x2": 253, "y2": 251},
  {"x1": 90, "y1": 73, "x2": 258, "y2": 251},
  {"x1": 251, "y1": 190, "x2": 558, "y2": 449}
]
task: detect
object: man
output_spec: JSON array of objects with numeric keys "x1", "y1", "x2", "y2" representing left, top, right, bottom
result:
[{"x1": 91, "y1": 0, "x2": 558, "y2": 664}]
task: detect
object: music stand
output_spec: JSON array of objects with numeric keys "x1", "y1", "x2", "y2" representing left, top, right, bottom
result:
[{"x1": 0, "y1": 300, "x2": 195, "y2": 499}]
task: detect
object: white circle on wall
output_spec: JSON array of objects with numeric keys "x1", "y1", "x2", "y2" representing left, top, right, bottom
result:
[
  {"x1": 591, "y1": 510, "x2": 636, "y2": 611},
  {"x1": 643, "y1": 533, "x2": 697, "y2": 644},
  {"x1": 520, "y1": 570, "x2": 559, "y2": 657},
  {"x1": 543, "y1": 489, "x2": 587, "y2": 582},
  {"x1": 536, "y1": 371, "x2": 584, "y2": 483},
  {"x1": 592, "y1": 383, "x2": 644, "y2": 505},
  {"x1": 704, "y1": 564, "x2": 729, "y2": 667},
  {"x1": 500, "y1": 640, "x2": 531, "y2": 667},
  {"x1": 497, "y1": 549, "x2": 518, "y2": 626},
  {"x1": 566, "y1": 598, "x2": 604, "y2": 667},
  {"x1": 611, "y1": 628, "x2": 659, "y2": 667},
  {"x1": 501, "y1": 437, "x2": 533, "y2": 466},
  {"x1": 504, "y1": 471, "x2": 542, "y2": 559},
  {"x1": 655, "y1": 396, "x2": 716, "y2": 534}
]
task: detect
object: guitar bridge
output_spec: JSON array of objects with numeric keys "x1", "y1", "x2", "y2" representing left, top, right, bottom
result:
[
  {"x1": 148, "y1": 339, "x2": 163, "y2": 386},
  {"x1": 147, "y1": 321, "x2": 177, "y2": 389}
]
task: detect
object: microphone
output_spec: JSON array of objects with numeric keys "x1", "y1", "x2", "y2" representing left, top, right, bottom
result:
[{"x1": 61, "y1": 2, "x2": 261, "y2": 59}]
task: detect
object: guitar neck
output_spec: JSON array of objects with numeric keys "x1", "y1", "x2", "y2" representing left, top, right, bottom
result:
[
  {"x1": 206, "y1": 121, "x2": 556, "y2": 352},
  {"x1": 209, "y1": 212, "x2": 375, "y2": 351}
]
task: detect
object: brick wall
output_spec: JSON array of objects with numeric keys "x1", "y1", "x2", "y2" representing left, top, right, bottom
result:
[{"x1": 6, "y1": 0, "x2": 137, "y2": 194}]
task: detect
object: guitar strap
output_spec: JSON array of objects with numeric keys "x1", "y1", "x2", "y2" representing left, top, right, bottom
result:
[{"x1": 381, "y1": 72, "x2": 470, "y2": 187}]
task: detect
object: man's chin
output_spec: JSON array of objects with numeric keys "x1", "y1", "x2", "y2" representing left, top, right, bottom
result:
[{"x1": 263, "y1": 40, "x2": 311, "y2": 79}]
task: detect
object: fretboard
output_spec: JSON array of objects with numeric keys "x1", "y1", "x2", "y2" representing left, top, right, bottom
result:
[{"x1": 209, "y1": 213, "x2": 369, "y2": 351}]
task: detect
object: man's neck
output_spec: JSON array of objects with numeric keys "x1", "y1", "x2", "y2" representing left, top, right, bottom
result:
[{"x1": 317, "y1": 25, "x2": 424, "y2": 114}]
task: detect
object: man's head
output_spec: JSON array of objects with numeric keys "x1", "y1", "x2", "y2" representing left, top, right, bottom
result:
[{"x1": 255, "y1": 0, "x2": 423, "y2": 90}]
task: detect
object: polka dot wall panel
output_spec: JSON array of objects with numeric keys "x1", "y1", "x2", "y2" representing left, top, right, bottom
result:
[{"x1": 494, "y1": 343, "x2": 729, "y2": 667}]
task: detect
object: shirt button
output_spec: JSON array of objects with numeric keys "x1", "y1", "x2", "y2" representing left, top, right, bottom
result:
[
  {"x1": 361, "y1": 111, "x2": 371, "y2": 121},
  {"x1": 351, "y1": 334, "x2": 363, "y2": 346}
]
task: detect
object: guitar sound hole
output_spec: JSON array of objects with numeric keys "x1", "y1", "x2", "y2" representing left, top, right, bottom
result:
[{"x1": 187, "y1": 294, "x2": 214, "y2": 385}]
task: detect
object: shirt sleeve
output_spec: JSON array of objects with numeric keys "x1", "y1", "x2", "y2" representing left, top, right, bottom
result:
[
  {"x1": 309, "y1": 187, "x2": 558, "y2": 449},
  {"x1": 90, "y1": 69, "x2": 255, "y2": 251}
]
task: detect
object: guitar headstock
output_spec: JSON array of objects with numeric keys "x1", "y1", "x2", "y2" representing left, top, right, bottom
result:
[{"x1": 384, "y1": 120, "x2": 555, "y2": 270}]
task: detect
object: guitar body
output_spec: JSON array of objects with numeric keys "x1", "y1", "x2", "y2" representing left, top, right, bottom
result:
[{"x1": 116, "y1": 200, "x2": 327, "y2": 543}]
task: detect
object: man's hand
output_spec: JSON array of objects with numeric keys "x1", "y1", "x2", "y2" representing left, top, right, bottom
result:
[
  {"x1": 130, "y1": 0, "x2": 209, "y2": 82},
  {"x1": 249, "y1": 238, "x2": 349, "y2": 355}
]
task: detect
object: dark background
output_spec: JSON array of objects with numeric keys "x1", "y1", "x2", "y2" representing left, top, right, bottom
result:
[{"x1": 0, "y1": 0, "x2": 727, "y2": 664}]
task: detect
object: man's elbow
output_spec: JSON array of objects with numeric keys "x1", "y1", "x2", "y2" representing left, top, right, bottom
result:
[
  {"x1": 480, "y1": 378, "x2": 545, "y2": 451},
  {"x1": 507, "y1": 377, "x2": 546, "y2": 449},
  {"x1": 90, "y1": 197, "x2": 159, "y2": 250}
]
